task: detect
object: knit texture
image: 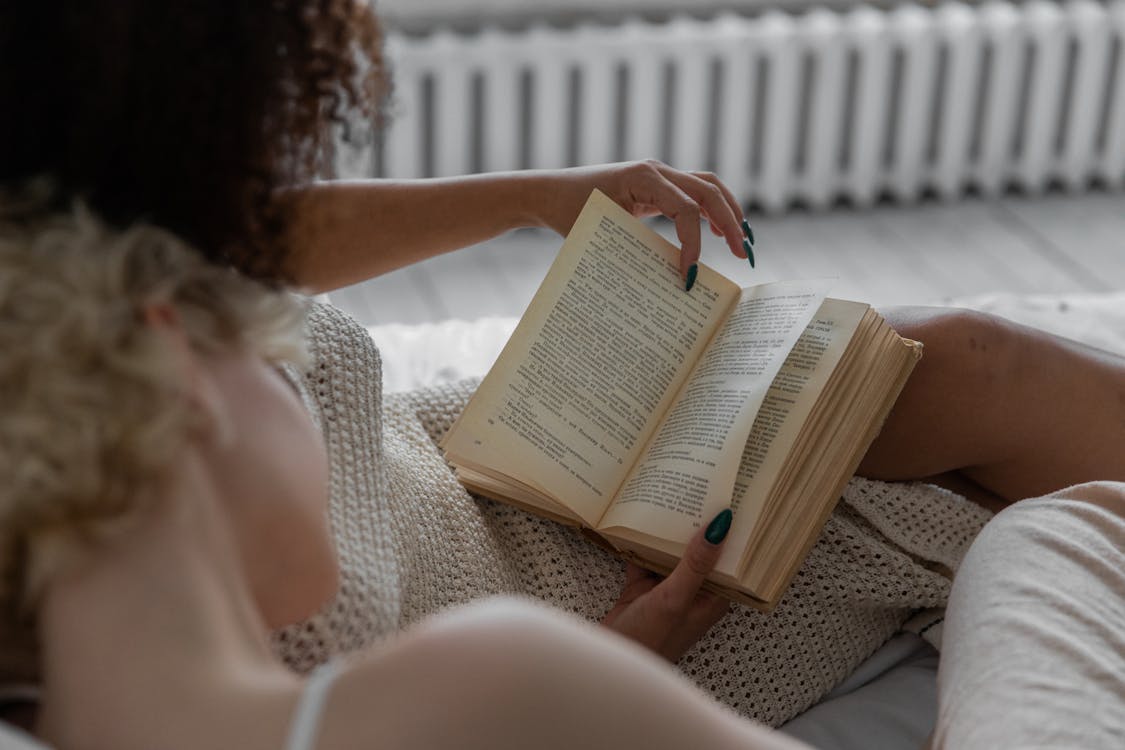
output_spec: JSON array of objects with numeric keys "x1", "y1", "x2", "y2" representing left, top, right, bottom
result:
[
  {"x1": 271, "y1": 304, "x2": 401, "y2": 670},
  {"x1": 275, "y1": 303, "x2": 992, "y2": 727}
]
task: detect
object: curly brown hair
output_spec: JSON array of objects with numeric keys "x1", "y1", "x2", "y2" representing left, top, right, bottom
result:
[{"x1": 0, "y1": 1, "x2": 389, "y2": 281}]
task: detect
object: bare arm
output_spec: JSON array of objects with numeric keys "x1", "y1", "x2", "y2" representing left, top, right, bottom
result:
[
  {"x1": 320, "y1": 599, "x2": 810, "y2": 750},
  {"x1": 312, "y1": 510, "x2": 790, "y2": 749},
  {"x1": 280, "y1": 162, "x2": 751, "y2": 292}
]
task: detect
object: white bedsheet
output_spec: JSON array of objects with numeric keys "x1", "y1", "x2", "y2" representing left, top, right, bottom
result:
[
  {"x1": 365, "y1": 290, "x2": 1125, "y2": 749},
  {"x1": 5, "y1": 294, "x2": 1120, "y2": 746},
  {"x1": 367, "y1": 316, "x2": 518, "y2": 394},
  {"x1": 368, "y1": 291, "x2": 1125, "y2": 392}
]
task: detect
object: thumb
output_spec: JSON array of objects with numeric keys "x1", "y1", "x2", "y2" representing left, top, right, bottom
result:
[{"x1": 660, "y1": 508, "x2": 732, "y2": 610}]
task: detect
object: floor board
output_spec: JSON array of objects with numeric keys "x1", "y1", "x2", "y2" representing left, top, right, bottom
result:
[
  {"x1": 330, "y1": 191, "x2": 1124, "y2": 326},
  {"x1": 996, "y1": 193, "x2": 1125, "y2": 291}
]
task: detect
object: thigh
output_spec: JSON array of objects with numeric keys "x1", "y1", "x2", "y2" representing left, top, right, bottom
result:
[
  {"x1": 932, "y1": 483, "x2": 1125, "y2": 748},
  {"x1": 859, "y1": 306, "x2": 1125, "y2": 504}
]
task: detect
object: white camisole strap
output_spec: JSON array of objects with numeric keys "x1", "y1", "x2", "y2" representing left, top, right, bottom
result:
[{"x1": 285, "y1": 661, "x2": 343, "y2": 750}]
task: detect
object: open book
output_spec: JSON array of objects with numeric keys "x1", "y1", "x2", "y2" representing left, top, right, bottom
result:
[{"x1": 441, "y1": 190, "x2": 921, "y2": 609}]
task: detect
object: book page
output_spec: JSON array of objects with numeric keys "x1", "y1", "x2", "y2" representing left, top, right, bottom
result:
[
  {"x1": 440, "y1": 190, "x2": 741, "y2": 527},
  {"x1": 600, "y1": 280, "x2": 830, "y2": 543},
  {"x1": 715, "y1": 299, "x2": 868, "y2": 575}
]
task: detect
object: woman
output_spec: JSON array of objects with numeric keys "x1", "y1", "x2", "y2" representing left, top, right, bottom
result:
[
  {"x1": 3, "y1": 3, "x2": 1120, "y2": 500},
  {"x1": 0, "y1": 2, "x2": 752, "y2": 292},
  {"x1": 0, "y1": 207, "x2": 805, "y2": 749},
  {"x1": 6, "y1": 2, "x2": 921, "y2": 723},
  {"x1": 2, "y1": 193, "x2": 1121, "y2": 750},
  {"x1": 1, "y1": 0, "x2": 1122, "y2": 745}
]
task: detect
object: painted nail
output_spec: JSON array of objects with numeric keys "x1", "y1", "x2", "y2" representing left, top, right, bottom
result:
[
  {"x1": 743, "y1": 239, "x2": 756, "y2": 269},
  {"x1": 705, "y1": 508, "x2": 733, "y2": 545},
  {"x1": 741, "y1": 219, "x2": 755, "y2": 245},
  {"x1": 685, "y1": 263, "x2": 698, "y2": 293}
]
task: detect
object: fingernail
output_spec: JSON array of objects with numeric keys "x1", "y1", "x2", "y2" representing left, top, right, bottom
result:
[
  {"x1": 743, "y1": 239, "x2": 756, "y2": 269},
  {"x1": 704, "y1": 508, "x2": 732, "y2": 545},
  {"x1": 741, "y1": 219, "x2": 755, "y2": 245},
  {"x1": 685, "y1": 263, "x2": 698, "y2": 293}
]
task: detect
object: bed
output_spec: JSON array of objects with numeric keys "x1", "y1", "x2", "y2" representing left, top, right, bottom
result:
[
  {"x1": 2, "y1": 290, "x2": 1121, "y2": 749},
  {"x1": 366, "y1": 289, "x2": 1125, "y2": 750}
]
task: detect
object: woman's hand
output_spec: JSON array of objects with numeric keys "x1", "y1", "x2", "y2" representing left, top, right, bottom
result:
[
  {"x1": 602, "y1": 509, "x2": 733, "y2": 662},
  {"x1": 528, "y1": 161, "x2": 753, "y2": 281}
]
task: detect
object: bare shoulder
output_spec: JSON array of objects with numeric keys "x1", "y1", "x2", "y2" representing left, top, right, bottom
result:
[
  {"x1": 308, "y1": 598, "x2": 586, "y2": 750},
  {"x1": 299, "y1": 598, "x2": 808, "y2": 750}
]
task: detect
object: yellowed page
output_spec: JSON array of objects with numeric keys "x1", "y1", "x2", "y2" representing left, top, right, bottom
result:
[
  {"x1": 600, "y1": 280, "x2": 831, "y2": 544},
  {"x1": 440, "y1": 190, "x2": 741, "y2": 527},
  {"x1": 714, "y1": 299, "x2": 868, "y2": 576}
]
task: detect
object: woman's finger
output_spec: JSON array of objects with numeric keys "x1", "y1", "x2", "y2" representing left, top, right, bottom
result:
[
  {"x1": 601, "y1": 507, "x2": 734, "y2": 660},
  {"x1": 691, "y1": 171, "x2": 750, "y2": 260},
  {"x1": 655, "y1": 508, "x2": 732, "y2": 612},
  {"x1": 659, "y1": 168, "x2": 746, "y2": 261},
  {"x1": 604, "y1": 564, "x2": 660, "y2": 622},
  {"x1": 632, "y1": 175, "x2": 705, "y2": 282},
  {"x1": 691, "y1": 171, "x2": 743, "y2": 230}
]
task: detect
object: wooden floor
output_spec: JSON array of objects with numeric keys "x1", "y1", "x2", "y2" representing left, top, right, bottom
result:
[{"x1": 329, "y1": 190, "x2": 1125, "y2": 326}]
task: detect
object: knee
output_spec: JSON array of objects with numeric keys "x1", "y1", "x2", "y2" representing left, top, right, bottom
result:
[
  {"x1": 879, "y1": 306, "x2": 1006, "y2": 356},
  {"x1": 878, "y1": 306, "x2": 1023, "y2": 396}
]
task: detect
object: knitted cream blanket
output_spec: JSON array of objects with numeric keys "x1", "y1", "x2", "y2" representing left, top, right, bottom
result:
[{"x1": 274, "y1": 303, "x2": 992, "y2": 727}]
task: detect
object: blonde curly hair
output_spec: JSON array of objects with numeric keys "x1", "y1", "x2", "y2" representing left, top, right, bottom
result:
[{"x1": 0, "y1": 200, "x2": 308, "y2": 684}]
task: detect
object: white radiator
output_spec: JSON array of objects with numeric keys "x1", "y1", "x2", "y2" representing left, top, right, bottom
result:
[{"x1": 378, "y1": 0, "x2": 1125, "y2": 211}]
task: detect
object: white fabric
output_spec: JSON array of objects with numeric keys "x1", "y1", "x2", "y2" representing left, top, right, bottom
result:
[
  {"x1": 359, "y1": 289, "x2": 1125, "y2": 746},
  {"x1": 271, "y1": 305, "x2": 401, "y2": 672},
  {"x1": 367, "y1": 317, "x2": 517, "y2": 394},
  {"x1": 781, "y1": 633, "x2": 940, "y2": 749},
  {"x1": 933, "y1": 482, "x2": 1125, "y2": 749},
  {"x1": 366, "y1": 291, "x2": 1125, "y2": 395},
  {"x1": 387, "y1": 386, "x2": 989, "y2": 727},
  {"x1": 277, "y1": 302, "x2": 992, "y2": 727},
  {"x1": 285, "y1": 662, "x2": 343, "y2": 750}
]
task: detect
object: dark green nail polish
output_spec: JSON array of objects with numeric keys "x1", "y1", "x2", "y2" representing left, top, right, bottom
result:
[
  {"x1": 743, "y1": 239, "x2": 756, "y2": 269},
  {"x1": 685, "y1": 263, "x2": 698, "y2": 292},
  {"x1": 705, "y1": 508, "x2": 732, "y2": 545},
  {"x1": 741, "y1": 219, "x2": 755, "y2": 245}
]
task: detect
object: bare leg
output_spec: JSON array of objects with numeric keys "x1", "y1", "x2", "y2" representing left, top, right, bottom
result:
[
  {"x1": 932, "y1": 482, "x2": 1125, "y2": 748},
  {"x1": 859, "y1": 307, "x2": 1125, "y2": 505}
]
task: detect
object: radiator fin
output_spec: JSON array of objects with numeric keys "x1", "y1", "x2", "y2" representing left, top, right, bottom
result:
[{"x1": 380, "y1": 0, "x2": 1125, "y2": 209}]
